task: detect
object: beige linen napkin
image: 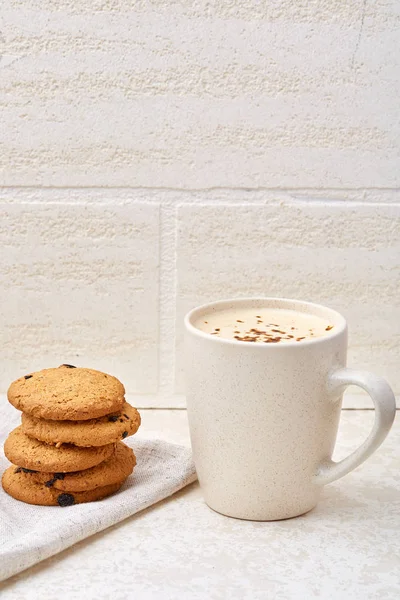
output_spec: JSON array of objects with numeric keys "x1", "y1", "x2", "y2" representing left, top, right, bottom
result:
[{"x1": 0, "y1": 402, "x2": 196, "y2": 582}]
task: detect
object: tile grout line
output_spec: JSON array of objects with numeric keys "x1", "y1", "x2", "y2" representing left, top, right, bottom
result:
[
  {"x1": 0, "y1": 188, "x2": 399, "y2": 208},
  {"x1": 0, "y1": 185, "x2": 399, "y2": 192},
  {"x1": 157, "y1": 201, "x2": 178, "y2": 396}
]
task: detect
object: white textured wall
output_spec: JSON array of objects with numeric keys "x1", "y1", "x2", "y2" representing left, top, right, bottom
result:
[{"x1": 1, "y1": 2, "x2": 399, "y2": 406}]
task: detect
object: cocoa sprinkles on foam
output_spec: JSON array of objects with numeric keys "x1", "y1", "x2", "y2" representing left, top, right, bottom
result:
[{"x1": 199, "y1": 309, "x2": 334, "y2": 344}]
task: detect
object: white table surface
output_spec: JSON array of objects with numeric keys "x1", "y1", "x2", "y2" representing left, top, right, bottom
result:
[{"x1": 0, "y1": 408, "x2": 399, "y2": 600}]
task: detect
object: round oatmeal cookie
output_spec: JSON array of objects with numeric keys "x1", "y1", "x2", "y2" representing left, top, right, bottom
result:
[
  {"x1": 26, "y1": 443, "x2": 135, "y2": 492},
  {"x1": 4, "y1": 426, "x2": 114, "y2": 473},
  {"x1": 8, "y1": 365, "x2": 125, "y2": 420},
  {"x1": 21, "y1": 402, "x2": 141, "y2": 447},
  {"x1": 2, "y1": 466, "x2": 123, "y2": 506}
]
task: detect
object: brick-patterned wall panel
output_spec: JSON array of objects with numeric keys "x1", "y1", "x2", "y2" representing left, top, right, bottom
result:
[
  {"x1": 1, "y1": 1, "x2": 399, "y2": 187},
  {"x1": 0, "y1": 200, "x2": 160, "y2": 393}
]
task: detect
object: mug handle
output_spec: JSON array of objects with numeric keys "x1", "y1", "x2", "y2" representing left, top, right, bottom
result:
[{"x1": 314, "y1": 367, "x2": 396, "y2": 486}]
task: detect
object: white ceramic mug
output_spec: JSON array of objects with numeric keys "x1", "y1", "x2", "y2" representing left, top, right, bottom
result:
[{"x1": 184, "y1": 298, "x2": 396, "y2": 521}]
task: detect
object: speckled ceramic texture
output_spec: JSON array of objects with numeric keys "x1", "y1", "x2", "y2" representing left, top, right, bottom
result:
[{"x1": 184, "y1": 298, "x2": 396, "y2": 521}]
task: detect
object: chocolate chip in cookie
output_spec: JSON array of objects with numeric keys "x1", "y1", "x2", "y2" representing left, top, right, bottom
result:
[
  {"x1": 14, "y1": 466, "x2": 38, "y2": 474},
  {"x1": 46, "y1": 472, "x2": 66, "y2": 488},
  {"x1": 57, "y1": 493, "x2": 75, "y2": 506}
]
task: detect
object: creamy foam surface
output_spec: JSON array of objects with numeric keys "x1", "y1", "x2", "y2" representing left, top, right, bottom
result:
[{"x1": 194, "y1": 307, "x2": 334, "y2": 344}]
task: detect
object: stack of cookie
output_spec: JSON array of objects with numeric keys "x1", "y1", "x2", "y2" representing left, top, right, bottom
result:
[{"x1": 2, "y1": 365, "x2": 141, "y2": 507}]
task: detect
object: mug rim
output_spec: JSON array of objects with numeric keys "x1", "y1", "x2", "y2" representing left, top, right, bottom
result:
[{"x1": 184, "y1": 297, "x2": 347, "y2": 348}]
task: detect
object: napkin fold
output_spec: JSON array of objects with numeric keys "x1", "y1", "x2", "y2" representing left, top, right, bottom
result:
[{"x1": 0, "y1": 436, "x2": 196, "y2": 582}]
